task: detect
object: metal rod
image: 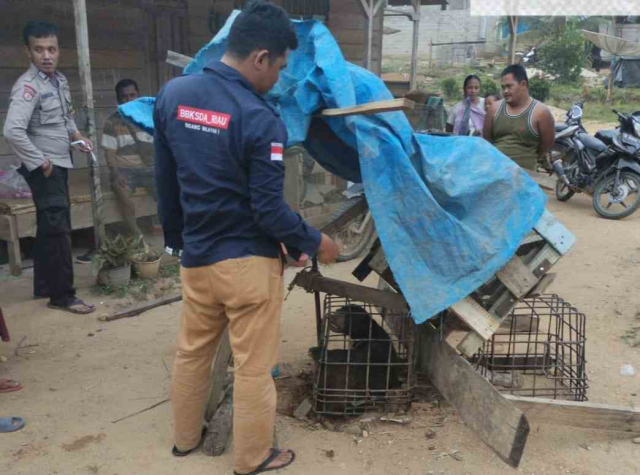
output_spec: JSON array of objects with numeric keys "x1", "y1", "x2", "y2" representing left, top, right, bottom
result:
[{"x1": 313, "y1": 257, "x2": 322, "y2": 348}]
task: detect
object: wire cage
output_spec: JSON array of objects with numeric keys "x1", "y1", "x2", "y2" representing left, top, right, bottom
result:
[
  {"x1": 471, "y1": 294, "x2": 588, "y2": 401},
  {"x1": 313, "y1": 295, "x2": 416, "y2": 416}
]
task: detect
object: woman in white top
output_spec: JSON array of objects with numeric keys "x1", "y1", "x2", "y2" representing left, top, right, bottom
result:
[{"x1": 446, "y1": 75, "x2": 486, "y2": 137}]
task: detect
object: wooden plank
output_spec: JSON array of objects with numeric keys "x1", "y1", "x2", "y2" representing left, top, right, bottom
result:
[
  {"x1": 292, "y1": 271, "x2": 409, "y2": 313},
  {"x1": 496, "y1": 255, "x2": 539, "y2": 299},
  {"x1": 505, "y1": 395, "x2": 640, "y2": 433},
  {"x1": 525, "y1": 169, "x2": 555, "y2": 191},
  {"x1": 533, "y1": 209, "x2": 576, "y2": 256},
  {"x1": 319, "y1": 98, "x2": 415, "y2": 117},
  {"x1": 419, "y1": 325, "x2": 529, "y2": 468},
  {"x1": 526, "y1": 273, "x2": 556, "y2": 298},
  {"x1": 0, "y1": 215, "x2": 21, "y2": 276},
  {"x1": 166, "y1": 50, "x2": 192, "y2": 69},
  {"x1": 450, "y1": 297, "x2": 501, "y2": 342}
]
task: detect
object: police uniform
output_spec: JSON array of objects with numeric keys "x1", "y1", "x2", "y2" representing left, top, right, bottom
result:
[
  {"x1": 154, "y1": 60, "x2": 321, "y2": 473},
  {"x1": 3, "y1": 63, "x2": 79, "y2": 306}
]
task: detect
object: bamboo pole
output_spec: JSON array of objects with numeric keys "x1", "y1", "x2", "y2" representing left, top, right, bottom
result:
[
  {"x1": 409, "y1": 0, "x2": 421, "y2": 91},
  {"x1": 72, "y1": 0, "x2": 105, "y2": 248}
]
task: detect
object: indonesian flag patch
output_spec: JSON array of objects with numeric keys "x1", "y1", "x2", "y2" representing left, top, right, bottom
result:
[
  {"x1": 23, "y1": 84, "x2": 36, "y2": 102},
  {"x1": 271, "y1": 142, "x2": 284, "y2": 161}
]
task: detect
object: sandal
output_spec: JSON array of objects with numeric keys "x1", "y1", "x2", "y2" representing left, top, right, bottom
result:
[
  {"x1": 0, "y1": 379, "x2": 23, "y2": 394},
  {"x1": 48, "y1": 298, "x2": 96, "y2": 315},
  {"x1": 0, "y1": 417, "x2": 25, "y2": 433},
  {"x1": 234, "y1": 448, "x2": 296, "y2": 475},
  {"x1": 172, "y1": 426, "x2": 207, "y2": 457}
]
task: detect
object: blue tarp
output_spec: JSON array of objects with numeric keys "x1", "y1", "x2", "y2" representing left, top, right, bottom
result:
[{"x1": 120, "y1": 14, "x2": 548, "y2": 324}]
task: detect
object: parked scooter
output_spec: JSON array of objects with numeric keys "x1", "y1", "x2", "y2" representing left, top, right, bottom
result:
[
  {"x1": 552, "y1": 109, "x2": 640, "y2": 220},
  {"x1": 538, "y1": 100, "x2": 586, "y2": 175}
]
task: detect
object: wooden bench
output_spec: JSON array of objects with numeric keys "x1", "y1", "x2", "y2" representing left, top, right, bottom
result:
[{"x1": 0, "y1": 170, "x2": 157, "y2": 276}]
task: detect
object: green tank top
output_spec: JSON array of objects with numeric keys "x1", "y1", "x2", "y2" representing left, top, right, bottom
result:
[{"x1": 492, "y1": 99, "x2": 540, "y2": 170}]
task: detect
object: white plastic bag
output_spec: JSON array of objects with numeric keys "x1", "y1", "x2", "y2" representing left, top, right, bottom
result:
[{"x1": 0, "y1": 168, "x2": 32, "y2": 199}]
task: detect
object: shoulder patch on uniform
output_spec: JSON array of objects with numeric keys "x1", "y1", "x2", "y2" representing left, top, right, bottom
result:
[
  {"x1": 23, "y1": 84, "x2": 37, "y2": 102},
  {"x1": 271, "y1": 143, "x2": 284, "y2": 161}
]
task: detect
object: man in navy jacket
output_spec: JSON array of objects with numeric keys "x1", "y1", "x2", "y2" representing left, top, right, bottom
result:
[{"x1": 153, "y1": 1, "x2": 338, "y2": 473}]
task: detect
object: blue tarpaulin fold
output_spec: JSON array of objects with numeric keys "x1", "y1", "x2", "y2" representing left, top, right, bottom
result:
[{"x1": 120, "y1": 14, "x2": 548, "y2": 324}]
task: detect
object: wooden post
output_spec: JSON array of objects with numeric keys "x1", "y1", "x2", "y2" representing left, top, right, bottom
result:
[
  {"x1": 72, "y1": 0, "x2": 105, "y2": 248},
  {"x1": 360, "y1": 0, "x2": 385, "y2": 72},
  {"x1": 409, "y1": 0, "x2": 421, "y2": 91},
  {"x1": 508, "y1": 16, "x2": 519, "y2": 65}
]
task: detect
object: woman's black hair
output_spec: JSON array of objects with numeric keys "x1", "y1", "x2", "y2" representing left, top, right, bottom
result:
[{"x1": 462, "y1": 74, "x2": 481, "y2": 95}]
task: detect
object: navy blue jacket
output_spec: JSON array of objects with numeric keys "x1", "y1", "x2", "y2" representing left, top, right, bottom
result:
[{"x1": 153, "y1": 61, "x2": 322, "y2": 268}]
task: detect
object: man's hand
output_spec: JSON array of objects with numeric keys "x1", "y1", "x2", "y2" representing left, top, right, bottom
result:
[
  {"x1": 71, "y1": 133, "x2": 93, "y2": 152},
  {"x1": 41, "y1": 159, "x2": 53, "y2": 178},
  {"x1": 317, "y1": 233, "x2": 339, "y2": 264},
  {"x1": 280, "y1": 243, "x2": 309, "y2": 267}
]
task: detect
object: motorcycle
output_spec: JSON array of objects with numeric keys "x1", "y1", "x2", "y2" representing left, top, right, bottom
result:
[
  {"x1": 517, "y1": 46, "x2": 538, "y2": 65},
  {"x1": 552, "y1": 109, "x2": 640, "y2": 220},
  {"x1": 332, "y1": 182, "x2": 376, "y2": 262}
]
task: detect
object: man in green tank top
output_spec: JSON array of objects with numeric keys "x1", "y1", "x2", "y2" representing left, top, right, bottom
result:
[{"x1": 483, "y1": 64, "x2": 555, "y2": 171}]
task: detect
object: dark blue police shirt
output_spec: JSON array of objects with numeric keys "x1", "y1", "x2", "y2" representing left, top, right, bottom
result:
[{"x1": 153, "y1": 60, "x2": 322, "y2": 268}]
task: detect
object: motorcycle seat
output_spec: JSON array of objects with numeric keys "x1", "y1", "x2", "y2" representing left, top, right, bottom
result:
[
  {"x1": 577, "y1": 133, "x2": 608, "y2": 153},
  {"x1": 595, "y1": 129, "x2": 618, "y2": 146},
  {"x1": 555, "y1": 124, "x2": 570, "y2": 132}
]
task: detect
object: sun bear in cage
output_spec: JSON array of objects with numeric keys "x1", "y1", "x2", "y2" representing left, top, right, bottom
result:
[{"x1": 313, "y1": 305, "x2": 403, "y2": 413}]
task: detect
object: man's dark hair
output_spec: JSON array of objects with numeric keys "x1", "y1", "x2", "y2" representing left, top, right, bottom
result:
[
  {"x1": 226, "y1": 0, "x2": 298, "y2": 62},
  {"x1": 485, "y1": 93, "x2": 501, "y2": 101},
  {"x1": 23, "y1": 20, "x2": 59, "y2": 46},
  {"x1": 501, "y1": 64, "x2": 529, "y2": 86},
  {"x1": 115, "y1": 79, "x2": 140, "y2": 98}
]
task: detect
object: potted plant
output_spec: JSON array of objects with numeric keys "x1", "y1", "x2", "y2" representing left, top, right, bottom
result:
[
  {"x1": 92, "y1": 234, "x2": 138, "y2": 286},
  {"x1": 130, "y1": 241, "x2": 162, "y2": 279}
]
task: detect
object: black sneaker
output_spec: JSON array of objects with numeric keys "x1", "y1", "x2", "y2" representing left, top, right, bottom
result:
[{"x1": 76, "y1": 252, "x2": 95, "y2": 264}]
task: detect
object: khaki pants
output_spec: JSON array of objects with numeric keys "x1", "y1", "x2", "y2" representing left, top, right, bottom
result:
[{"x1": 172, "y1": 256, "x2": 284, "y2": 473}]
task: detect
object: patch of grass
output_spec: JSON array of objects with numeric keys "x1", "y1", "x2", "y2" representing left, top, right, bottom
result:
[{"x1": 160, "y1": 264, "x2": 180, "y2": 278}]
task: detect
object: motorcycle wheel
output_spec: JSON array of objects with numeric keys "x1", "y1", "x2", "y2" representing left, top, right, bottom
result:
[
  {"x1": 332, "y1": 197, "x2": 376, "y2": 262},
  {"x1": 592, "y1": 171, "x2": 640, "y2": 220},
  {"x1": 555, "y1": 178, "x2": 575, "y2": 202}
]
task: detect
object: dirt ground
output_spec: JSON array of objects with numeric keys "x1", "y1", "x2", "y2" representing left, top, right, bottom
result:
[{"x1": 2, "y1": 187, "x2": 640, "y2": 475}]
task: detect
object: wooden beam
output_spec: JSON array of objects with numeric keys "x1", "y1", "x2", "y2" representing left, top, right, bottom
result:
[
  {"x1": 72, "y1": 0, "x2": 105, "y2": 249},
  {"x1": 292, "y1": 271, "x2": 409, "y2": 313},
  {"x1": 319, "y1": 98, "x2": 415, "y2": 117},
  {"x1": 505, "y1": 395, "x2": 640, "y2": 433},
  {"x1": 166, "y1": 50, "x2": 192, "y2": 69},
  {"x1": 419, "y1": 326, "x2": 529, "y2": 468}
]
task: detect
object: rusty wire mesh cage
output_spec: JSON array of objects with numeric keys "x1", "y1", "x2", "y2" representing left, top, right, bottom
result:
[
  {"x1": 471, "y1": 294, "x2": 588, "y2": 401},
  {"x1": 313, "y1": 295, "x2": 416, "y2": 416}
]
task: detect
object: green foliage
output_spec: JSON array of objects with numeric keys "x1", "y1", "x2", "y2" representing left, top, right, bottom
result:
[
  {"x1": 440, "y1": 77, "x2": 461, "y2": 101},
  {"x1": 529, "y1": 76, "x2": 551, "y2": 103},
  {"x1": 479, "y1": 75, "x2": 500, "y2": 97},
  {"x1": 537, "y1": 28, "x2": 587, "y2": 84},
  {"x1": 93, "y1": 234, "x2": 143, "y2": 270}
]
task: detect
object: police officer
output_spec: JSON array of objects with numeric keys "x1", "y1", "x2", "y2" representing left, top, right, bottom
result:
[
  {"x1": 154, "y1": 2, "x2": 338, "y2": 473},
  {"x1": 4, "y1": 20, "x2": 95, "y2": 314}
]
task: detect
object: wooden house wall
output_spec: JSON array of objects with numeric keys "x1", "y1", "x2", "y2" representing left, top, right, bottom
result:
[
  {"x1": 1, "y1": 0, "x2": 381, "y2": 170},
  {"x1": 188, "y1": 0, "x2": 383, "y2": 72},
  {"x1": 0, "y1": 0, "x2": 187, "y2": 169}
]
